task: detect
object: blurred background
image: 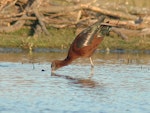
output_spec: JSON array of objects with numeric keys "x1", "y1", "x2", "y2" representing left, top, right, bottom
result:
[{"x1": 0, "y1": 0, "x2": 150, "y2": 51}]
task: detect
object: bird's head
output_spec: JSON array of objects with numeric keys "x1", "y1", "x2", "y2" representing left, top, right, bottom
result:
[{"x1": 51, "y1": 60, "x2": 63, "y2": 73}]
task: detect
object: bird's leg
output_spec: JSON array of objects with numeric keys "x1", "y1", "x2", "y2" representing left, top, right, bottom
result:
[
  {"x1": 89, "y1": 57, "x2": 94, "y2": 77},
  {"x1": 90, "y1": 57, "x2": 94, "y2": 67}
]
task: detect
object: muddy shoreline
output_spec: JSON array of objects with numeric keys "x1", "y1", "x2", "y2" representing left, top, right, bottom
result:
[{"x1": 0, "y1": 47, "x2": 150, "y2": 54}]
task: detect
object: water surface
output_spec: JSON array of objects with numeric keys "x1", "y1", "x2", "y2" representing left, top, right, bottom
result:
[{"x1": 0, "y1": 52, "x2": 150, "y2": 113}]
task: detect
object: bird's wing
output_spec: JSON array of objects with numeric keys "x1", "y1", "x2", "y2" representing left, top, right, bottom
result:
[
  {"x1": 75, "y1": 27, "x2": 99, "y2": 48},
  {"x1": 73, "y1": 16, "x2": 108, "y2": 48}
]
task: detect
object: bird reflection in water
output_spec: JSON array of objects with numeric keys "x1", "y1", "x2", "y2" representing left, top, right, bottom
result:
[{"x1": 51, "y1": 73, "x2": 99, "y2": 88}]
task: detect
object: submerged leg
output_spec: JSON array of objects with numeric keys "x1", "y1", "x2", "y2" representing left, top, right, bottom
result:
[
  {"x1": 90, "y1": 57, "x2": 94, "y2": 67},
  {"x1": 89, "y1": 57, "x2": 94, "y2": 77}
]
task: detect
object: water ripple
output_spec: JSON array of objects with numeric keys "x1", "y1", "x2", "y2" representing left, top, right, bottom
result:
[{"x1": 0, "y1": 53, "x2": 150, "y2": 113}]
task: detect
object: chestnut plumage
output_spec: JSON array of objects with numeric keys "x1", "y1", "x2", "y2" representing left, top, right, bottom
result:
[{"x1": 51, "y1": 16, "x2": 112, "y2": 74}]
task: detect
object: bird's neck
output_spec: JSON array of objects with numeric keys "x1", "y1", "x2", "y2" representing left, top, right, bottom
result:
[{"x1": 57, "y1": 57, "x2": 74, "y2": 69}]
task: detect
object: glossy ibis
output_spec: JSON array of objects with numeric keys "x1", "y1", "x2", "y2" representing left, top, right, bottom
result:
[{"x1": 51, "y1": 16, "x2": 115, "y2": 74}]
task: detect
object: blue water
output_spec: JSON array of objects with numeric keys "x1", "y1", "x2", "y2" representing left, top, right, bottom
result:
[{"x1": 0, "y1": 53, "x2": 150, "y2": 113}]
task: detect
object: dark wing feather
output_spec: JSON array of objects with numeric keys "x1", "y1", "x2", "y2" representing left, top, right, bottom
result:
[
  {"x1": 75, "y1": 27, "x2": 99, "y2": 48},
  {"x1": 74, "y1": 16, "x2": 106, "y2": 48}
]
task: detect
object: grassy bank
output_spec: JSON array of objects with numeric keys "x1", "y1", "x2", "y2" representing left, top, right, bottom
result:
[
  {"x1": 0, "y1": 27, "x2": 150, "y2": 51},
  {"x1": 0, "y1": 27, "x2": 75, "y2": 49}
]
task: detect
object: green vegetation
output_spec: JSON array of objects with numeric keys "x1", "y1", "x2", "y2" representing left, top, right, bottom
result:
[
  {"x1": 101, "y1": 36, "x2": 150, "y2": 51},
  {"x1": 0, "y1": 27, "x2": 149, "y2": 51},
  {"x1": 0, "y1": 0, "x2": 149, "y2": 52},
  {"x1": 0, "y1": 27, "x2": 75, "y2": 50}
]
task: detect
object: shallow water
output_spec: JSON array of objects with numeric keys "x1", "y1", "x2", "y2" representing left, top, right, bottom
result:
[{"x1": 0, "y1": 52, "x2": 150, "y2": 113}]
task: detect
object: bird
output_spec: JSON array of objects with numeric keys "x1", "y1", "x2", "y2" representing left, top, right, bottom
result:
[{"x1": 51, "y1": 16, "x2": 112, "y2": 75}]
